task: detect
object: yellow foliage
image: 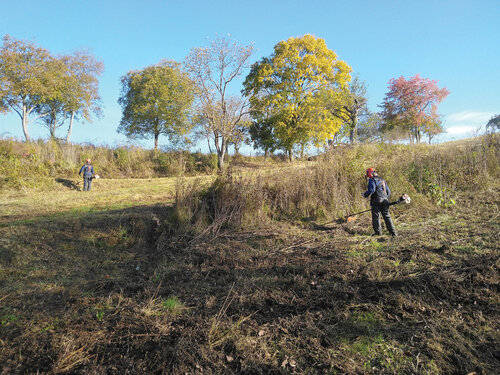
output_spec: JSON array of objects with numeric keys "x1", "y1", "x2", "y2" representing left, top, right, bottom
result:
[{"x1": 243, "y1": 34, "x2": 351, "y2": 154}]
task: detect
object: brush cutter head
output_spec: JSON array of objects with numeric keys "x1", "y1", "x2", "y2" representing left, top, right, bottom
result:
[
  {"x1": 401, "y1": 194, "x2": 410, "y2": 204},
  {"x1": 347, "y1": 215, "x2": 357, "y2": 222},
  {"x1": 94, "y1": 174, "x2": 100, "y2": 179},
  {"x1": 396, "y1": 194, "x2": 410, "y2": 204}
]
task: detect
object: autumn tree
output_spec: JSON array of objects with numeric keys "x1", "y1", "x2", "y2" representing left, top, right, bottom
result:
[
  {"x1": 357, "y1": 113, "x2": 384, "y2": 143},
  {"x1": 36, "y1": 57, "x2": 70, "y2": 139},
  {"x1": 0, "y1": 35, "x2": 60, "y2": 141},
  {"x1": 324, "y1": 75, "x2": 368, "y2": 145},
  {"x1": 184, "y1": 36, "x2": 254, "y2": 170},
  {"x1": 35, "y1": 51, "x2": 103, "y2": 141},
  {"x1": 0, "y1": 36, "x2": 103, "y2": 142},
  {"x1": 230, "y1": 120, "x2": 249, "y2": 155},
  {"x1": 118, "y1": 60, "x2": 195, "y2": 150},
  {"x1": 243, "y1": 34, "x2": 351, "y2": 160},
  {"x1": 62, "y1": 50, "x2": 103, "y2": 143},
  {"x1": 422, "y1": 118, "x2": 444, "y2": 144},
  {"x1": 380, "y1": 74, "x2": 449, "y2": 144}
]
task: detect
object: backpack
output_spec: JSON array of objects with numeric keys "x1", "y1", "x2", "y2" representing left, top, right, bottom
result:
[
  {"x1": 83, "y1": 163, "x2": 93, "y2": 176},
  {"x1": 371, "y1": 176, "x2": 389, "y2": 205}
]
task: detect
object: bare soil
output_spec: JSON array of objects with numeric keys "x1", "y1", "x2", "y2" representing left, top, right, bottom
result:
[{"x1": 0, "y1": 184, "x2": 498, "y2": 374}]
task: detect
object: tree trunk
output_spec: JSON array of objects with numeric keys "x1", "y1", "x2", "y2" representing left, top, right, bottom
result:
[
  {"x1": 288, "y1": 149, "x2": 293, "y2": 162},
  {"x1": 154, "y1": 131, "x2": 159, "y2": 150},
  {"x1": 215, "y1": 134, "x2": 225, "y2": 171},
  {"x1": 217, "y1": 147, "x2": 225, "y2": 171},
  {"x1": 22, "y1": 105, "x2": 31, "y2": 142},
  {"x1": 349, "y1": 110, "x2": 358, "y2": 145},
  {"x1": 206, "y1": 135, "x2": 213, "y2": 154},
  {"x1": 50, "y1": 114, "x2": 56, "y2": 140},
  {"x1": 224, "y1": 142, "x2": 229, "y2": 162},
  {"x1": 264, "y1": 148, "x2": 269, "y2": 161},
  {"x1": 66, "y1": 111, "x2": 75, "y2": 143}
]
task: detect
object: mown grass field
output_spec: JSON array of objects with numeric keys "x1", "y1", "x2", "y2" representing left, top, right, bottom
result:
[{"x1": 0, "y1": 144, "x2": 499, "y2": 374}]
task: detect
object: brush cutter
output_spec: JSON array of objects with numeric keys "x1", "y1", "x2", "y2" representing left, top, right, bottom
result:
[{"x1": 345, "y1": 194, "x2": 411, "y2": 222}]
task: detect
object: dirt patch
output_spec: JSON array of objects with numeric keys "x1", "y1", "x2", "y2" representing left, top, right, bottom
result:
[{"x1": 0, "y1": 187, "x2": 499, "y2": 374}]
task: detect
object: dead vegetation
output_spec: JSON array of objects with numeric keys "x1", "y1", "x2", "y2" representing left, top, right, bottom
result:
[{"x1": 0, "y1": 137, "x2": 499, "y2": 374}]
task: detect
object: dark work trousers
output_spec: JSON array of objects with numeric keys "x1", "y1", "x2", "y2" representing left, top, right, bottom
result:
[
  {"x1": 371, "y1": 203, "x2": 396, "y2": 236},
  {"x1": 83, "y1": 176, "x2": 92, "y2": 191}
]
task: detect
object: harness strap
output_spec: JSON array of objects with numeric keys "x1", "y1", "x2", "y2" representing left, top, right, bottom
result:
[{"x1": 374, "y1": 176, "x2": 387, "y2": 195}]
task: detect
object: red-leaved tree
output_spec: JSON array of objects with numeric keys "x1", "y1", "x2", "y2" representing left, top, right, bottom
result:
[{"x1": 380, "y1": 74, "x2": 449, "y2": 144}]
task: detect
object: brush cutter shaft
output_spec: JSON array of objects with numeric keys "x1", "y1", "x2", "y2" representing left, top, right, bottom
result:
[
  {"x1": 348, "y1": 194, "x2": 410, "y2": 217},
  {"x1": 347, "y1": 208, "x2": 371, "y2": 217}
]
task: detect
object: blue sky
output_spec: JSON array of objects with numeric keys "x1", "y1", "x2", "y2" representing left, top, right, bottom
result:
[{"x1": 1, "y1": 0, "x2": 498, "y2": 150}]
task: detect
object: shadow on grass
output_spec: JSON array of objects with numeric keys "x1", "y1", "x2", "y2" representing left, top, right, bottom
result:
[{"x1": 55, "y1": 178, "x2": 80, "y2": 191}]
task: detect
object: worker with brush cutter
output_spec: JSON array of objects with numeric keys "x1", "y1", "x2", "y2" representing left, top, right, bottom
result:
[
  {"x1": 78, "y1": 158, "x2": 97, "y2": 191},
  {"x1": 363, "y1": 168, "x2": 397, "y2": 237}
]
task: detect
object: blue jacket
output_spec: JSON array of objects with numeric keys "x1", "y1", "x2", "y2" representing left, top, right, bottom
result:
[
  {"x1": 364, "y1": 176, "x2": 391, "y2": 205},
  {"x1": 79, "y1": 163, "x2": 94, "y2": 177}
]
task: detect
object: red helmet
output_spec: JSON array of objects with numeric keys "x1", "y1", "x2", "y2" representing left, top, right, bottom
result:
[
  {"x1": 366, "y1": 168, "x2": 376, "y2": 178},
  {"x1": 86, "y1": 158, "x2": 91, "y2": 163}
]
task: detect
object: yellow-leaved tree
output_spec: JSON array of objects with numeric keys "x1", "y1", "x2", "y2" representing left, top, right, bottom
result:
[{"x1": 243, "y1": 34, "x2": 351, "y2": 160}]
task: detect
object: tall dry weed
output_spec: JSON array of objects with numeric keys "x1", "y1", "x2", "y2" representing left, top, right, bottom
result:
[
  {"x1": 171, "y1": 135, "x2": 499, "y2": 236},
  {"x1": 0, "y1": 137, "x2": 218, "y2": 189}
]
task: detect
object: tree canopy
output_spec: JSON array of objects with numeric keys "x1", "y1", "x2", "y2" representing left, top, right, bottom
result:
[
  {"x1": 184, "y1": 36, "x2": 254, "y2": 170},
  {"x1": 243, "y1": 34, "x2": 351, "y2": 159},
  {"x1": 380, "y1": 74, "x2": 449, "y2": 144},
  {"x1": 0, "y1": 35, "x2": 103, "y2": 142},
  {"x1": 118, "y1": 60, "x2": 195, "y2": 150},
  {"x1": 323, "y1": 75, "x2": 368, "y2": 145},
  {"x1": 60, "y1": 50, "x2": 104, "y2": 143},
  {"x1": 0, "y1": 35, "x2": 58, "y2": 141},
  {"x1": 486, "y1": 114, "x2": 499, "y2": 133},
  {"x1": 36, "y1": 50, "x2": 103, "y2": 141}
]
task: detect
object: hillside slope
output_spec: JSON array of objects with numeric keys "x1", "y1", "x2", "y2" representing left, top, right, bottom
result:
[{"x1": 0, "y1": 164, "x2": 499, "y2": 374}]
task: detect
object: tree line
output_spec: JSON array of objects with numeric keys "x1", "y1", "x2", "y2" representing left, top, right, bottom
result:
[
  {"x1": 2, "y1": 33, "x2": 483, "y2": 170},
  {"x1": 0, "y1": 35, "x2": 103, "y2": 143}
]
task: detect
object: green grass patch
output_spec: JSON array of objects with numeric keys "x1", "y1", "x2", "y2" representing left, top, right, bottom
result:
[
  {"x1": 1, "y1": 314, "x2": 20, "y2": 325},
  {"x1": 162, "y1": 296, "x2": 183, "y2": 312}
]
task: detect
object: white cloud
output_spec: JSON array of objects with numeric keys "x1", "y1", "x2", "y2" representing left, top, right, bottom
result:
[
  {"x1": 446, "y1": 111, "x2": 493, "y2": 125},
  {"x1": 443, "y1": 110, "x2": 494, "y2": 136},
  {"x1": 445, "y1": 126, "x2": 480, "y2": 135}
]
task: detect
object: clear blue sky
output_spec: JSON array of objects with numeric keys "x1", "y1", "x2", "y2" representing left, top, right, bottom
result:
[{"x1": 1, "y1": 0, "x2": 499, "y2": 150}]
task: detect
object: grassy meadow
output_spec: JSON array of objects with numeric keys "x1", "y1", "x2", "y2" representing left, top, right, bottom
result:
[{"x1": 0, "y1": 135, "x2": 499, "y2": 374}]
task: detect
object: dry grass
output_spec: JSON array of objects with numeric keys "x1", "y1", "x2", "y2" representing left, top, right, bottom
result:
[{"x1": 0, "y1": 136, "x2": 499, "y2": 374}]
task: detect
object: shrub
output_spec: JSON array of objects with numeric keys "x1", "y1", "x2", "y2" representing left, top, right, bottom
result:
[{"x1": 0, "y1": 137, "x2": 222, "y2": 189}]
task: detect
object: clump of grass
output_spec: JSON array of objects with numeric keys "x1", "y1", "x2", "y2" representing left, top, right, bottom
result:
[
  {"x1": 162, "y1": 296, "x2": 183, "y2": 311},
  {"x1": 1, "y1": 314, "x2": 20, "y2": 325}
]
